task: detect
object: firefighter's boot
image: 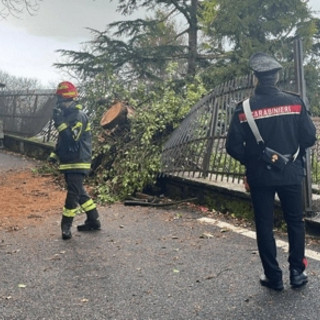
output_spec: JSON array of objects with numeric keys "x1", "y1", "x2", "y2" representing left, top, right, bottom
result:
[
  {"x1": 77, "y1": 208, "x2": 101, "y2": 232},
  {"x1": 61, "y1": 216, "x2": 73, "y2": 240}
]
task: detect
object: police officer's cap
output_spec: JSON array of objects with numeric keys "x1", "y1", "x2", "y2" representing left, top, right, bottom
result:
[{"x1": 249, "y1": 52, "x2": 282, "y2": 74}]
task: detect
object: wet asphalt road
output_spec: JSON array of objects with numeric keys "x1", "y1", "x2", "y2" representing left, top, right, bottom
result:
[
  {"x1": 0, "y1": 150, "x2": 37, "y2": 172},
  {"x1": 1, "y1": 150, "x2": 320, "y2": 320}
]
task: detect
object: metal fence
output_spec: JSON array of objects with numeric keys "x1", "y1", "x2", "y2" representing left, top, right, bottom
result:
[
  {"x1": 161, "y1": 75, "x2": 320, "y2": 185},
  {"x1": 0, "y1": 89, "x2": 56, "y2": 137},
  {"x1": 161, "y1": 74, "x2": 252, "y2": 184}
]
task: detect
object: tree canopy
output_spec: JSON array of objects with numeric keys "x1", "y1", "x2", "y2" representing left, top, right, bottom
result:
[{"x1": 55, "y1": 0, "x2": 320, "y2": 94}]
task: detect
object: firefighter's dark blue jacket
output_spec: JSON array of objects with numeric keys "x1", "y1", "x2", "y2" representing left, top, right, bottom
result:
[
  {"x1": 52, "y1": 102, "x2": 92, "y2": 174},
  {"x1": 225, "y1": 85, "x2": 316, "y2": 186}
]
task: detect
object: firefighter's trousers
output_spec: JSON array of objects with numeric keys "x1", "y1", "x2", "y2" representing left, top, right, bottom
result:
[{"x1": 62, "y1": 172, "x2": 96, "y2": 217}]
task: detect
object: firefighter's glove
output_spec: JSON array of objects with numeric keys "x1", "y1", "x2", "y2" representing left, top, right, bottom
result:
[
  {"x1": 48, "y1": 152, "x2": 58, "y2": 164},
  {"x1": 52, "y1": 107, "x2": 64, "y2": 127}
]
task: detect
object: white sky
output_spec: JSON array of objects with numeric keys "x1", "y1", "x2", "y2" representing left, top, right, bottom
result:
[
  {"x1": 0, "y1": 0, "x2": 320, "y2": 88},
  {"x1": 0, "y1": 0, "x2": 134, "y2": 87}
]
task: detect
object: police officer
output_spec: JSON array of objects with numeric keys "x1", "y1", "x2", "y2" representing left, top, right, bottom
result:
[
  {"x1": 49, "y1": 81, "x2": 101, "y2": 240},
  {"x1": 226, "y1": 52, "x2": 316, "y2": 291}
]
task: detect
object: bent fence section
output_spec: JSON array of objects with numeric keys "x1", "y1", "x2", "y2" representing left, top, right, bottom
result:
[
  {"x1": 161, "y1": 75, "x2": 320, "y2": 188},
  {"x1": 161, "y1": 75, "x2": 252, "y2": 185}
]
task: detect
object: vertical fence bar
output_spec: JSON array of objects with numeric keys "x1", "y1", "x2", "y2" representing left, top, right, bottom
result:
[
  {"x1": 202, "y1": 97, "x2": 218, "y2": 178},
  {"x1": 294, "y1": 38, "x2": 313, "y2": 216}
]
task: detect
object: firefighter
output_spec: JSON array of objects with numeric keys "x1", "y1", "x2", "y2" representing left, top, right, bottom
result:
[
  {"x1": 226, "y1": 52, "x2": 316, "y2": 291},
  {"x1": 48, "y1": 81, "x2": 101, "y2": 240}
]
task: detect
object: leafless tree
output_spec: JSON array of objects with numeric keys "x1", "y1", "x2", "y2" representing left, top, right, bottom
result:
[
  {"x1": 0, "y1": 0, "x2": 41, "y2": 18},
  {"x1": 0, "y1": 70, "x2": 42, "y2": 90}
]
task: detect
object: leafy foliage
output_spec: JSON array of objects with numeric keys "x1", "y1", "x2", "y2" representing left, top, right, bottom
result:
[
  {"x1": 84, "y1": 64, "x2": 207, "y2": 202},
  {"x1": 199, "y1": 0, "x2": 318, "y2": 86}
]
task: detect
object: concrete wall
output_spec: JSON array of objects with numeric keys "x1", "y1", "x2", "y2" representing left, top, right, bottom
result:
[
  {"x1": 157, "y1": 175, "x2": 287, "y2": 227},
  {"x1": 3, "y1": 134, "x2": 54, "y2": 161}
]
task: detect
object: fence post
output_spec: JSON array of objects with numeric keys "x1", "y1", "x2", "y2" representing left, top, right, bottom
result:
[
  {"x1": 202, "y1": 97, "x2": 218, "y2": 178},
  {"x1": 294, "y1": 37, "x2": 313, "y2": 216}
]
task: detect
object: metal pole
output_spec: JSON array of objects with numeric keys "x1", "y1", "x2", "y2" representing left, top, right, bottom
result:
[
  {"x1": 293, "y1": 38, "x2": 313, "y2": 216},
  {"x1": 202, "y1": 98, "x2": 218, "y2": 178}
]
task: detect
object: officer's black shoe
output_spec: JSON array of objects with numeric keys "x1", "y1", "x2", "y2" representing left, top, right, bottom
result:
[
  {"x1": 61, "y1": 216, "x2": 73, "y2": 240},
  {"x1": 260, "y1": 275, "x2": 284, "y2": 291},
  {"x1": 290, "y1": 269, "x2": 308, "y2": 288},
  {"x1": 77, "y1": 219, "x2": 101, "y2": 232}
]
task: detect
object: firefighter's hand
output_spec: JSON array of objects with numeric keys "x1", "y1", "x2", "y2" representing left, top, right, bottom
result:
[
  {"x1": 67, "y1": 140, "x2": 80, "y2": 153},
  {"x1": 52, "y1": 108, "x2": 64, "y2": 126},
  {"x1": 48, "y1": 152, "x2": 58, "y2": 164}
]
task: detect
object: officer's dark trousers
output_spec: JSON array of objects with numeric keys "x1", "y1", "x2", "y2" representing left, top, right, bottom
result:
[
  {"x1": 64, "y1": 173, "x2": 91, "y2": 209},
  {"x1": 250, "y1": 184, "x2": 305, "y2": 281}
]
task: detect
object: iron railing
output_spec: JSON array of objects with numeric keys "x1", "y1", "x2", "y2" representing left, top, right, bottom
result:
[
  {"x1": 0, "y1": 89, "x2": 56, "y2": 137},
  {"x1": 161, "y1": 74, "x2": 253, "y2": 184},
  {"x1": 161, "y1": 75, "x2": 320, "y2": 186}
]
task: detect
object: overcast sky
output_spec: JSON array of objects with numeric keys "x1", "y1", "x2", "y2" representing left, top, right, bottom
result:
[
  {"x1": 0, "y1": 0, "x2": 139, "y2": 87},
  {"x1": 0, "y1": 0, "x2": 320, "y2": 88}
]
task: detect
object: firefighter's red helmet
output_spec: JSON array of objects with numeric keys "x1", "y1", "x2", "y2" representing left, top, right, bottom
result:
[{"x1": 56, "y1": 81, "x2": 78, "y2": 99}]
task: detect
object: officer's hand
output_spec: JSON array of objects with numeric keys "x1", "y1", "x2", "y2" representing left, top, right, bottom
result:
[{"x1": 52, "y1": 108, "x2": 64, "y2": 126}]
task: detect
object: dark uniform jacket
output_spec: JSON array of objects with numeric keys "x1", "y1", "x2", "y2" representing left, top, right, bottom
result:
[
  {"x1": 53, "y1": 102, "x2": 92, "y2": 174},
  {"x1": 225, "y1": 86, "x2": 316, "y2": 186}
]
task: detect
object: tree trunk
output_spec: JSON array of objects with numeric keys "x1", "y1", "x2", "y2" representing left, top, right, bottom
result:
[
  {"x1": 100, "y1": 101, "x2": 135, "y2": 134},
  {"x1": 187, "y1": 0, "x2": 198, "y2": 77}
]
